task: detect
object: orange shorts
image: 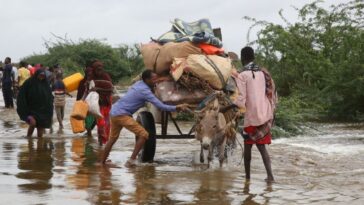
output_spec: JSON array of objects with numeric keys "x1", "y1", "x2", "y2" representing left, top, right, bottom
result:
[{"x1": 110, "y1": 115, "x2": 149, "y2": 140}]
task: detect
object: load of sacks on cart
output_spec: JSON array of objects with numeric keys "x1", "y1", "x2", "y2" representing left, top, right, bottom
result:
[{"x1": 140, "y1": 18, "x2": 239, "y2": 109}]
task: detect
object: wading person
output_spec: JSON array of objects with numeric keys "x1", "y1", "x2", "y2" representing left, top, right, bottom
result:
[
  {"x1": 18, "y1": 61, "x2": 31, "y2": 87},
  {"x1": 52, "y1": 72, "x2": 70, "y2": 131},
  {"x1": 17, "y1": 69, "x2": 54, "y2": 138},
  {"x1": 222, "y1": 47, "x2": 277, "y2": 182},
  {"x1": 77, "y1": 64, "x2": 96, "y2": 137},
  {"x1": 88, "y1": 60, "x2": 114, "y2": 145},
  {"x1": 2, "y1": 57, "x2": 15, "y2": 108},
  {"x1": 102, "y1": 70, "x2": 189, "y2": 167},
  {"x1": 12, "y1": 64, "x2": 18, "y2": 99}
]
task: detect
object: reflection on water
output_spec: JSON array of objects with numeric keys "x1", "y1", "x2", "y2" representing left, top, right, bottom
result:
[
  {"x1": 3, "y1": 121, "x2": 15, "y2": 128},
  {"x1": 16, "y1": 138, "x2": 54, "y2": 192},
  {"x1": 242, "y1": 181, "x2": 273, "y2": 205},
  {"x1": 68, "y1": 137, "x2": 98, "y2": 190},
  {"x1": 0, "y1": 93, "x2": 363, "y2": 204}
]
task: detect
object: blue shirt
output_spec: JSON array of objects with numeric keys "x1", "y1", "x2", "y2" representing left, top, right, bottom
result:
[
  {"x1": 110, "y1": 80, "x2": 176, "y2": 117},
  {"x1": 52, "y1": 80, "x2": 66, "y2": 95}
]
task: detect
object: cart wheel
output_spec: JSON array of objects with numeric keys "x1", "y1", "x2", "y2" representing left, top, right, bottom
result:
[{"x1": 136, "y1": 111, "x2": 156, "y2": 162}]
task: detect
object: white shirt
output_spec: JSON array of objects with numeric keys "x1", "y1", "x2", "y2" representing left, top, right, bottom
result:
[{"x1": 12, "y1": 66, "x2": 18, "y2": 83}]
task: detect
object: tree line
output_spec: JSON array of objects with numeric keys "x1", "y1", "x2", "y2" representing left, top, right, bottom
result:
[
  {"x1": 21, "y1": 0, "x2": 363, "y2": 136},
  {"x1": 22, "y1": 37, "x2": 144, "y2": 83}
]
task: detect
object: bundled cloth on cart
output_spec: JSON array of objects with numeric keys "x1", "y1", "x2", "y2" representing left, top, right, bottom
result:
[
  {"x1": 153, "y1": 73, "x2": 238, "y2": 106},
  {"x1": 157, "y1": 18, "x2": 223, "y2": 48},
  {"x1": 155, "y1": 80, "x2": 209, "y2": 105}
]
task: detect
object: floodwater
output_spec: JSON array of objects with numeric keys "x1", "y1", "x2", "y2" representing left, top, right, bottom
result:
[{"x1": 0, "y1": 94, "x2": 363, "y2": 205}]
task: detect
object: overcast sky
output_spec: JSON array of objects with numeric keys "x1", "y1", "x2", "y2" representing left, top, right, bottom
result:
[{"x1": 0, "y1": 0, "x2": 348, "y2": 62}]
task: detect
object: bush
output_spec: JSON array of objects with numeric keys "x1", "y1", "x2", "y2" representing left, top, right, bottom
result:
[
  {"x1": 245, "y1": 0, "x2": 364, "y2": 124},
  {"x1": 22, "y1": 38, "x2": 144, "y2": 83}
]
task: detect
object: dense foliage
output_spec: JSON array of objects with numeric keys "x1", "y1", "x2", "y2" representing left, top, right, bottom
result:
[
  {"x1": 22, "y1": 38, "x2": 144, "y2": 82},
  {"x1": 245, "y1": 0, "x2": 363, "y2": 131}
]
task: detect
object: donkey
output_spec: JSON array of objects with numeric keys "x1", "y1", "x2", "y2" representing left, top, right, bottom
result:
[{"x1": 194, "y1": 94, "x2": 237, "y2": 167}]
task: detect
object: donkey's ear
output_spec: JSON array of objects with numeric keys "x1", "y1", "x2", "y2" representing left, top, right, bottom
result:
[{"x1": 217, "y1": 113, "x2": 226, "y2": 130}]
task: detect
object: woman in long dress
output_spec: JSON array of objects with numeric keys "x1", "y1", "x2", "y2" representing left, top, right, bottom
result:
[{"x1": 17, "y1": 69, "x2": 53, "y2": 138}]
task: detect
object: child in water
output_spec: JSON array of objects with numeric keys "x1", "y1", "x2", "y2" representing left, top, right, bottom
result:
[{"x1": 52, "y1": 73, "x2": 71, "y2": 132}]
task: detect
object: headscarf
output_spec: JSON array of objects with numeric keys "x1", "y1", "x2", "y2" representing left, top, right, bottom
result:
[
  {"x1": 29, "y1": 64, "x2": 41, "y2": 76},
  {"x1": 89, "y1": 65, "x2": 113, "y2": 106},
  {"x1": 243, "y1": 62, "x2": 260, "y2": 79},
  {"x1": 17, "y1": 69, "x2": 54, "y2": 128},
  {"x1": 76, "y1": 66, "x2": 93, "y2": 100}
]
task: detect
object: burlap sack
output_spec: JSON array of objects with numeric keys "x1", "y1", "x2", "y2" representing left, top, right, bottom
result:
[
  {"x1": 140, "y1": 42, "x2": 162, "y2": 71},
  {"x1": 156, "y1": 42, "x2": 201, "y2": 74},
  {"x1": 141, "y1": 42, "x2": 201, "y2": 75},
  {"x1": 186, "y1": 55, "x2": 233, "y2": 90}
]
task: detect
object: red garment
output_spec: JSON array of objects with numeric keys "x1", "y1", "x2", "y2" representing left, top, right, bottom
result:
[
  {"x1": 29, "y1": 67, "x2": 36, "y2": 76},
  {"x1": 30, "y1": 64, "x2": 42, "y2": 76},
  {"x1": 198, "y1": 43, "x2": 224, "y2": 55},
  {"x1": 97, "y1": 102, "x2": 111, "y2": 144},
  {"x1": 244, "y1": 126, "x2": 272, "y2": 145}
]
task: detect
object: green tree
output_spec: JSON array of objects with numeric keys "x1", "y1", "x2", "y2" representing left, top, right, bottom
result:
[
  {"x1": 22, "y1": 38, "x2": 144, "y2": 83},
  {"x1": 245, "y1": 0, "x2": 364, "y2": 121}
]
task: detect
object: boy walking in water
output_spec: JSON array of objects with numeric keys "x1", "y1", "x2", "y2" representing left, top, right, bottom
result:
[{"x1": 52, "y1": 72, "x2": 68, "y2": 131}]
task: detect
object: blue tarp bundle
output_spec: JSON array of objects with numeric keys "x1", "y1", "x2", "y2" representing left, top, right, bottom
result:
[{"x1": 156, "y1": 18, "x2": 223, "y2": 48}]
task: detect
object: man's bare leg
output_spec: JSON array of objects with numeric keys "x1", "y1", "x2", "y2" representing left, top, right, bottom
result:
[
  {"x1": 244, "y1": 144, "x2": 253, "y2": 180},
  {"x1": 130, "y1": 137, "x2": 146, "y2": 160},
  {"x1": 27, "y1": 125, "x2": 35, "y2": 137},
  {"x1": 102, "y1": 136, "x2": 118, "y2": 164},
  {"x1": 37, "y1": 128, "x2": 45, "y2": 138},
  {"x1": 257, "y1": 144, "x2": 274, "y2": 182}
]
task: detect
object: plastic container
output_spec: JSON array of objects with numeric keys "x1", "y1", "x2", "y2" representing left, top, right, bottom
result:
[
  {"x1": 71, "y1": 100, "x2": 89, "y2": 120},
  {"x1": 63, "y1": 72, "x2": 84, "y2": 93},
  {"x1": 70, "y1": 117, "x2": 85, "y2": 133}
]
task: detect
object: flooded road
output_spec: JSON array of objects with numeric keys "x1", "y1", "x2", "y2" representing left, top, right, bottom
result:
[{"x1": 0, "y1": 94, "x2": 363, "y2": 204}]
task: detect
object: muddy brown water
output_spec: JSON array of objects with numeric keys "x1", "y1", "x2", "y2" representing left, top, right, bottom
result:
[{"x1": 0, "y1": 94, "x2": 363, "y2": 204}]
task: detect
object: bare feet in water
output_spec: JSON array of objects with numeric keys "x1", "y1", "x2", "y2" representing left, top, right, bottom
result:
[
  {"x1": 100, "y1": 160, "x2": 121, "y2": 168},
  {"x1": 124, "y1": 159, "x2": 137, "y2": 168},
  {"x1": 265, "y1": 177, "x2": 275, "y2": 183}
]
